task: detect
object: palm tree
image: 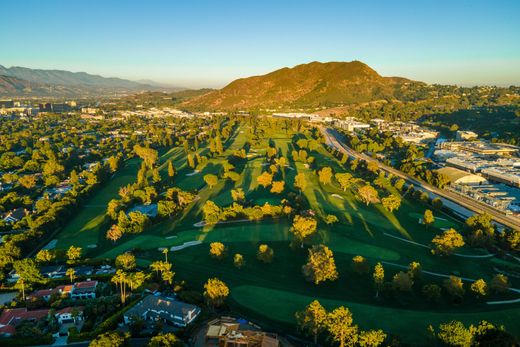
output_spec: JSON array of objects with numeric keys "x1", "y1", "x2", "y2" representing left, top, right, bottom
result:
[
  {"x1": 66, "y1": 268, "x2": 75, "y2": 284},
  {"x1": 111, "y1": 270, "x2": 128, "y2": 304},
  {"x1": 162, "y1": 248, "x2": 169, "y2": 263}
]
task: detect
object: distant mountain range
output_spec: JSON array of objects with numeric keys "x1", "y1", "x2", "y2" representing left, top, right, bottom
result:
[
  {"x1": 184, "y1": 61, "x2": 422, "y2": 110},
  {"x1": 0, "y1": 65, "x2": 180, "y2": 97}
]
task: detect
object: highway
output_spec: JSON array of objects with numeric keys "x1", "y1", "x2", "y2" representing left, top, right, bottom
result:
[{"x1": 321, "y1": 127, "x2": 520, "y2": 231}]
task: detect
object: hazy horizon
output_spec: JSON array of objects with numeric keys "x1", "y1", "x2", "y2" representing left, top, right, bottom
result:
[{"x1": 1, "y1": 0, "x2": 519, "y2": 88}]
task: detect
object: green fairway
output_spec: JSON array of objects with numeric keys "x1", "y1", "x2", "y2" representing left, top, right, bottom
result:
[
  {"x1": 231, "y1": 285, "x2": 520, "y2": 344},
  {"x1": 53, "y1": 122, "x2": 520, "y2": 342}
]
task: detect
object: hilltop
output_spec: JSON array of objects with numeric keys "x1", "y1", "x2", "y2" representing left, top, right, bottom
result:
[{"x1": 183, "y1": 61, "x2": 420, "y2": 110}]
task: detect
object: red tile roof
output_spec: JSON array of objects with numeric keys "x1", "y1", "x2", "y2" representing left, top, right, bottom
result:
[
  {"x1": 74, "y1": 281, "x2": 97, "y2": 289},
  {"x1": 0, "y1": 308, "x2": 49, "y2": 326}
]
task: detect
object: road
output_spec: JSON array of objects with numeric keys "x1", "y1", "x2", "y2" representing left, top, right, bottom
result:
[{"x1": 321, "y1": 127, "x2": 520, "y2": 230}]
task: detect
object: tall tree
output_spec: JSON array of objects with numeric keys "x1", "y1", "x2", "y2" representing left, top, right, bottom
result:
[
  {"x1": 296, "y1": 300, "x2": 328, "y2": 344},
  {"x1": 302, "y1": 244, "x2": 338, "y2": 285},
  {"x1": 294, "y1": 173, "x2": 307, "y2": 194},
  {"x1": 326, "y1": 306, "x2": 359, "y2": 347},
  {"x1": 13, "y1": 259, "x2": 46, "y2": 300},
  {"x1": 290, "y1": 215, "x2": 317, "y2": 247},
  {"x1": 203, "y1": 278, "x2": 229, "y2": 308}
]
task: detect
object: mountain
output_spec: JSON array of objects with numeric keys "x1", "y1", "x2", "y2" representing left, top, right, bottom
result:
[
  {"x1": 0, "y1": 64, "x2": 178, "y2": 96},
  {"x1": 183, "y1": 61, "x2": 420, "y2": 110}
]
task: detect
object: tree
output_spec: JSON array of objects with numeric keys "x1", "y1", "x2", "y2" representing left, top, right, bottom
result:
[
  {"x1": 203, "y1": 200, "x2": 221, "y2": 225},
  {"x1": 437, "y1": 321, "x2": 473, "y2": 347},
  {"x1": 392, "y1": 271, "x2": 414, "y2": 292},
  {"x1": 257, "y1": 171, "x2": 273, "y2": 188},
  {"x1": 204, "y1": 174, "x2": 218, "y2": 188},
  {"x1": 19, "y1": 175, "x2": 37, "y2": 190},
  {"x1": 324, "y1": 214, "x2": 339, "y2": 225},
  {"x1": 358, "y1": 329, "x2": 387, "y2": 347},
  {"x1": 431, "y1": 229, "x2": 465, "y2": 256},
  {"x1": 443, "y1": 276, "x2": 465, "y2": 299},
  {"x1": 134, "y1": 144, "x2": 158, "y2": 168},
  {"x1": 408, "y1": 261, "x2": 422, "y2": 279},
  {"x1": 116, "y1": 252, "x2": 137, "y2": 270},
  {"x1": 373, "y1": 262, "x2": 384, "y2": 297},
  {"x1": 291, "y1": 215, "x2": 317, "y2": 247},
  {"x1": 231, "y1": 188, "x2": 245, "y2": 202},
  {"x1": 357, "y1": 185, "x2": 379, "y2": 206},
  {"x1": 106, "y1": 224, "x2": 123, "y2": 243},
  {"x1": 167, "y1": 161, "x2": 176, "y2": 181},
  {"x1": 335, "y1": 172, "x2": 353, "y2": 191},
  {"x1": 422, "y1": 284, "x2": 442, "y2": 302},
  {"x1": 162, "y1": 248, "x2": 169, "y2": 263},
  {"x1": 89, "y1": 331, "x2": 129, "y2": 347},
  {"x1": 148, "y1": 333, "x2": 182, "y2": 347},
  {"x1": 296, "y1": 300, "x2": 327, "y2": 344},
  {"x1": 490, "y1": 274, "x2": 510, "y2": 294},
  {"x1": 111, "y1": 269, "x2": 129, "y2": 304},
  {"x1": 381, "y1": 194, "x2": 401, "y2": 212},
  {"x1": 352, "y1": 255, "x2": 369, "y2": 275},
  {"x1": 158, "y1": 200, "x2": 177, "y2": 218},
  {"x1": 66, "y1": 245, "x2": 82, "y2": 264},
  {"x1": 233, "y1": 254, "x2": 245, "y2": 269},
  {"x1": 209, "y1": 242, "x2": 227, "y2": 260},
  {"x1": 66, "y1": 268, "x2": 75, "y2": 283},
  {"x1": 13, "y1": 259, "x2": 46, "y2": 300},
  {"x1": 270, "y1": 181, "x2": 285, "y2": 194},
  {"x1": 294, "y1": 172, "x2": 307, "y2": 194},
  {"x1": 35, "y1": 249, "x2": 55, "y2": 263},
  {"x1": 471, "y1": 279, "x2": 489, "y2": 298},
  {"x1": 423, "y1": 209, "x2": 435, "y2": 227},
  {"x1": 302, "y1": 244, "x2": 338, "y2": 285},
  {"x1": 257, "y1": 244, "x2": 274, "y2": 263},
  {"x1": 318, "y1": 167, "x2": 333, "y2": 185},
  {"x1": 204, "y1": 278, "x2": 229, "y2": 307},
  {"x1": 326, "y1": 306, "x2": 359, "y2": 347}
]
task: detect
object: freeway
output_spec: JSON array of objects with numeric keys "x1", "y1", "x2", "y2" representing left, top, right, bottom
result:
[{"x1": 321, "y1": 127, "x2": 520, "y2": 231}]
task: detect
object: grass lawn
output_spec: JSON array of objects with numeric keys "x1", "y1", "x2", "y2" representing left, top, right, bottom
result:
[{"x1": 53, "y1": 123, "x2": 520, "y2": 343}]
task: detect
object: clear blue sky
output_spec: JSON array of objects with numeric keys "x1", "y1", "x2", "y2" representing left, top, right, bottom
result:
[{"x1": 1, "y1": 0, "x2": 519, "y2": 88}]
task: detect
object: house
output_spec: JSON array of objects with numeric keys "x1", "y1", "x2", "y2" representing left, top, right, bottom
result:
[
  {"x1": 0, "y1": 308, "x2": 49, "y2": 336},
  {"x1": 74, "y1": 266, "x2": 94, "y2": 277},
  {"x1": 28, "y1": 289, "x2": 54, "y2": 301},
  {"x1": 124, "y1": 295, "x2": 200, "y2": 327},
  {"x1": 27, "y1": 284, "x2": 73, "y2": 301},
  {"x1": 40, "y1": 265, "x2": 67, "y2": 279},
  {"x1": 3, "y1": 208, "x2": 28, "y2": 223},
  {"x1": 55, "y1": 306, "x2": 83, "y2": 325},
  {"x1": 71, "y1": 281, "x2": 98, "y2": 299}
]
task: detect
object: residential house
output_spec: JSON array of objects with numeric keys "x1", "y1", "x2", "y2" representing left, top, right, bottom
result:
[
  {"x1": 124, "y1": 295, "x2": 200, "y2": 327},
  {"x1": 55, "y1": 306, "x2": 83, "y2": 325},
  {"x1": 0, "y1": 308, "x2": 49, "y2": 337},
  {"x1": 71, "y1": 281, "x2": 98, "y2": 299},
  {"x1": 3, "y1": 208, "x2": 29, "y2": 223}
]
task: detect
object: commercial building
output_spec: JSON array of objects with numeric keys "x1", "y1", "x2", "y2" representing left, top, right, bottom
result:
[
  {"x1": 455, "y1": 130, "x2": 478, "y2": 141},
  {"x1": 436, "y1": 167, "x2": 488, "y2": 186},
  {"x1": 334, "y1": 117, "x2": 370, "y2": 132}
]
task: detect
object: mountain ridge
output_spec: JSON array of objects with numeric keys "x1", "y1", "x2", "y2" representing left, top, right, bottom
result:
[
  {"x1": 0, "y1": 64, "x2": 180, "y2": 96},
  {"x1": 183, "y1": 60, "x2": 422, "y2": 110}
]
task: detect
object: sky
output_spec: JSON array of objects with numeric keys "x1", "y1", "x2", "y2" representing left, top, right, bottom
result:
[{"x1": 0, "y1": 0, "x2": 519, "y2": 88}]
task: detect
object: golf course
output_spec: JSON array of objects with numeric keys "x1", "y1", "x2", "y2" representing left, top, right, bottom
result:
[{"x1": 51, "y1": 121, "x2": 520, "y2": 343}]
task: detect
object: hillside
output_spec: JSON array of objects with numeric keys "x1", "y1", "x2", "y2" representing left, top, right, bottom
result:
[
  {"x1": 183, "y1": 61, "x2": 420, "y2": 110},
  {"x1": 0, "y1": 64, "x2": 178, "y2": 96}
]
